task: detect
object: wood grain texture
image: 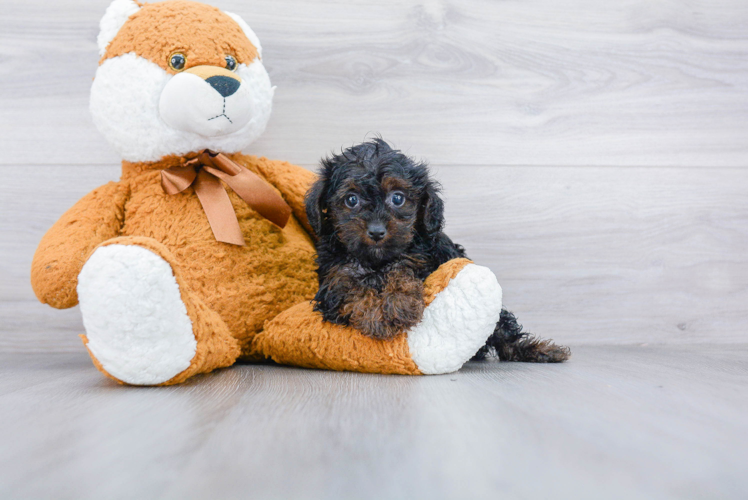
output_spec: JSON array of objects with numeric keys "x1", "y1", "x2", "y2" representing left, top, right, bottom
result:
[
  {"x1": 1, "y1": 0, "x2": 748, "y2": 167},
  {"x1": 1, "y1": 1, "x2": 747, "y2": 494},
  {"x1": 0, "y1": 345, "x2": 746, "y2": 499},
  {"x1": 2, "y1": 164, "x2": 746, "y2": 350}
]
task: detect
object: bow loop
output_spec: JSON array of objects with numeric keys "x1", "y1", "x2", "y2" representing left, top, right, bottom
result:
[
  {"x1": 160, "y1": 150, "x2": 291, "y2": 246},
  {"x1": 161, "y1": 162, "x2": 199, "y2": 195}
]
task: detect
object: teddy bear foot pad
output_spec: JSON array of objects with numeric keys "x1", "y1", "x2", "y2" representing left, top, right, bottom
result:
[
  {"x1": 77, "y1": 244, "x2": 197, "y2": 385},
  {"x1": 408, "y1": 263, "x2": 503, "y2": 374}
]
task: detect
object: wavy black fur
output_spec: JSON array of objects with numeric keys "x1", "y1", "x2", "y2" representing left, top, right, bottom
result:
[
  {"x1": 306, "y1": 138, "x2": 570, "y2": 362},
  {"x1": 472, "y1": 310, "x2": 570, "y2": 362}
]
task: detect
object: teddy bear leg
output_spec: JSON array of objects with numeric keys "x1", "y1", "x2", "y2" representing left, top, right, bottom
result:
[
  {"x1": 77, "y1": 237, "x2": 240, "y2": 386},
  {"x1": 407, "y1": 258, "x2": 502, "y2": 374},
  {"x1": 255, "y1": 258, "x2": 501, "y2": 375}
]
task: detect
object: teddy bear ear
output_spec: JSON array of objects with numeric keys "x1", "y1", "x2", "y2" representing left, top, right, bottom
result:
[
  {"x1": 97, "y1": 0, "x2": 141, "y2": 57},
  {"x1": 224, "y1": 11, "x2": 263, "y2": 58}
]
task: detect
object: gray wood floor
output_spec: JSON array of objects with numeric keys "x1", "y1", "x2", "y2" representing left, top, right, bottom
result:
[
  {"x1": 1, "y1": 346, "x2": 746, "y2": 499},
  {"x1": 1, "y1": 0, "x2": 747, "y2": 498}
]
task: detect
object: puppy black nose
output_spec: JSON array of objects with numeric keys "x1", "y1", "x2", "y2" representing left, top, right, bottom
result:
[
  {"x1": 206, "y1": 75, "x2": 240, "y2": 97},
  {"x1": 367, "y1": 223, "x2": 387, "y2": 242}
]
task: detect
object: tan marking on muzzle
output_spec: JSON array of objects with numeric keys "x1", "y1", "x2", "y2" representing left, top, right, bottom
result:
[{"x1": 185, "y1": 65, "x2": 242, "y2": 83}]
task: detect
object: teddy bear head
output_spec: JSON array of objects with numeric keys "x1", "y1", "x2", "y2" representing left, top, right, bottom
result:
[{"x1": 90, "y1": 0, "x2": 274, "y2": 163}]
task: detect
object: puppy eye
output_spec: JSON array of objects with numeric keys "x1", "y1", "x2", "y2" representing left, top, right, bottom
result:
[
  {"x1": 225, "y1": 55, "x2": 238, "y2": 71},
  {"x1": 389, "y1": 191, "x2": 406, "y2": 207},
  {"x1": 344, "y1": 194, "x2": 359, "y2": 209},
  {"x1": 169, "y1": 53, "x2": 186, "y2": 71}
]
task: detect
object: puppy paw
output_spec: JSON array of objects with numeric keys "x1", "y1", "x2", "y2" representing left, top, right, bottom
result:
[
  {"x1": 380, "y1": 292, "x2": 424, "y2": 333},
  {"x1": 350, "y1": 316, "x2": 403, "y2": 340},
  {"x1": 343, "y1": 282, "x2": 425, "y2": 340}
]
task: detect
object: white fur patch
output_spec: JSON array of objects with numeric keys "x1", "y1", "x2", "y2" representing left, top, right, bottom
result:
[
  {"x1": 408, "y1": 264, "x2": 503, "y2": 375},
  {"x1": 77, "y1": 245, "x2": 197, "y2": 385},
  {"x1": 90, "y1": 54, "x2": 274, "y2": 162},
  {"x1": 225, "y1": 11, "x2": 263, "y2": 57},
  {"x1": 97, "y1": 0, "x2": 141, "y2": 57},
  {"x1": 159, "y1": 71, "x2": 253, "y2": 137}
]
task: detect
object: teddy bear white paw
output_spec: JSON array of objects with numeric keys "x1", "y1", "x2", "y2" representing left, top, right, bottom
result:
[
  {"x1": 77, "y1": 244, "x2": 196, "y2": 385},
  {"x1": 407, "y1": 264, "x2": 502, "y2": 374}
]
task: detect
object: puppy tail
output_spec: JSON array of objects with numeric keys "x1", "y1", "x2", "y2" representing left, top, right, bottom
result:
[{"x1": 471, "y1": 309, "x2": 570, "y2": 363}]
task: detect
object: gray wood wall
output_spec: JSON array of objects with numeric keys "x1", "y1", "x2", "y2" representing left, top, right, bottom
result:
[{"x1": 2, "y1": 0, "x2": 747, "y2": 351}]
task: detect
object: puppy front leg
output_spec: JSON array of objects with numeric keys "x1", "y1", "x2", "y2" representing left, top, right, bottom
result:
[
  {"x1": 342, "y1": 266, "x2": 425, "y2": 340},
  {"x1": 341, "y1": 287, "x2": 397, "y2": 339},
  {"x1": 380, "y1": 266, "x2": 425, "y2": 335}
]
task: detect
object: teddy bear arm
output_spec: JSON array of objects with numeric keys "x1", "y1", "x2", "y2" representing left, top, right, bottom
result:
[
  {"x1": 253, "y1": 258, "x2": 500, "y2": 376},
  {"x1": 252, "y1": 158, "x2": 317, "y2": 235},
  {"x1": 30, "y1": 181, "x2": 128, "y2": 309}
]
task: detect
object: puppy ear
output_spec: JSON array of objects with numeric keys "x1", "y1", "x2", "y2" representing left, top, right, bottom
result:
[
  {"x1": 305, "y1": 177, "x2": 327, "y2": 237},
  {"x1": 419, "y1": 181, "x2": 445, "y2": 235}
]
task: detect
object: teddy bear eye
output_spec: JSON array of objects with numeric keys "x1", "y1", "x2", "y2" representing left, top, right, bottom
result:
[
  {"x1": 169, "y1": 53, "x2": 186, "y2": 71},
  {"x1": 389, "y1": 191, "x2": 406, "y2": 207},
  {"x1": 344, "y1": 194, "x2": 359, "y2": 209},
  {"x1": 225, "y1": 55, "x2": 238, "y2": 71}
]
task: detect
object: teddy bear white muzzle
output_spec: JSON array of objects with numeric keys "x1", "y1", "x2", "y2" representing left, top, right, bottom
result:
[{"x1": 159, "y1": 65, "x2": 253, "y2": 137}]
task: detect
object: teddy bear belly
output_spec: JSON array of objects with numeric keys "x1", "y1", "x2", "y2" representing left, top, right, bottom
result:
[{"x1": 120, "y1": 191, "x2": 318, "y2": 353}]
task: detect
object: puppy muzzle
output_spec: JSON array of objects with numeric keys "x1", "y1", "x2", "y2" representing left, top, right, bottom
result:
[{"x1": 367, "y1": 221, "x2": 387, "y2": 242}]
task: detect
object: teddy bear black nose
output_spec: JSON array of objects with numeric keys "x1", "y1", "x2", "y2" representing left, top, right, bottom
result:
[{"x1": 205, "y1": 75, "x2": 240, "y2": 97}]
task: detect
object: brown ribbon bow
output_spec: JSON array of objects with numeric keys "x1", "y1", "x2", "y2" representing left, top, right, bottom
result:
[{"x1": 161, "y1": 150, "x2": 291, "y2": 246}]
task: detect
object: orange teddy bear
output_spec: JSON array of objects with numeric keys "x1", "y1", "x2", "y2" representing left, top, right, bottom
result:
[{"x1": 30, "y1": 0, "x2": 504, "y2": 385}]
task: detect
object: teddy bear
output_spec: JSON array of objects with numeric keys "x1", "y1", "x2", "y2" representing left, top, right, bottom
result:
[{"x1": 30, "y1": 0, "x2": 504, "y2": 386}]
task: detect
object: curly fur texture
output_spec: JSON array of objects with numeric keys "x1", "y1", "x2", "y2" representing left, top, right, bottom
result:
[
  {"x1": 472, "y1": 309, "x2": 571, "y2": 363},
  {"x1": 306, "y1": 139, "x2": 570, "y2": 362}
]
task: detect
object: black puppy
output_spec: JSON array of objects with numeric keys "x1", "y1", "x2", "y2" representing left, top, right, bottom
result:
[{"x1": 305, "y1": 139, "x2": 569, "y2": 362}]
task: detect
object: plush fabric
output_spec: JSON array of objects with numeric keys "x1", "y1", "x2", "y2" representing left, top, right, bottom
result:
[
  {"x1": 91, "y1": 44, "x2": 273, "y2": 162},
  {"x1": 91, "y1": 0, "x2": 272, "y2": 162},
  {"x1": 257, "y1": 258, "x2": 474, "y2": 375},
  {"x1": 31, "y1": 149, "x2": 492, "y2": 382},
  {"x1": 31, "y1": 181, "x2": 128, "y2": 309},
  {"x1": 256, "y1": 303, "x2": 421, "y2": 375},
  {"x1": 97, "y1": 0, "x2": 142, "y2": 57},
  {"x1": 408, "y1": 263, "x2": 503, "y2": 374},
  {"x1": 79, "y1": 243, "x2": 199, "y2": 385},
  {"x1": 101, "y1": 0, "x2": 259, "y2": 71},
  {"x1": 31, "y1": 153, "x2": 320, "y2": 355},
  {"x1": 30, "y1": 0, "x2": 503, "y2": 385}
]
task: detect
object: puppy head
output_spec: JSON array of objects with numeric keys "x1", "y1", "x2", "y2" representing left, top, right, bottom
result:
[
  {"x1": 90, "y1": 0, "x2": 273, "y2": 162},
  {"x1": 306, "y1": 139, "x2": 445, "y2": 265}
]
